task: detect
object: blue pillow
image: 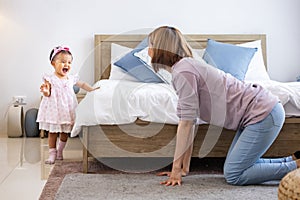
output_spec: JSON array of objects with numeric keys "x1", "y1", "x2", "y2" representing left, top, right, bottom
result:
[
  {"x1": 203, "y1": 39, "x2": 257, "y2": 81},
  {"x1": 114, "y1": 37, "x2": 164, "y2": 83}
]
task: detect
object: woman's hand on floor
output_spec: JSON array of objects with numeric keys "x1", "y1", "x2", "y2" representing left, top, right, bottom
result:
[
  {"x1": 157, "y1": 169, "x2": 188, "y2": 177},
  {"x1": 156, "y1": 171, "x2": 171, "y2": 177},
  {"x1": 157, "y1": 169, "x2": 182, "y2": 186}
]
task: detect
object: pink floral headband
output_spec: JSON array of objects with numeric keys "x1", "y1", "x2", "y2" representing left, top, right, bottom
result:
[{"x1": 50, "y1": 46, "x2": 71, "y2": 61}]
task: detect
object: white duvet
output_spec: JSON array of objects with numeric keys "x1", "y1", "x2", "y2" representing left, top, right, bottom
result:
[
  {"x1": 247, "y1": 80, "x2": 300, "y2": 109},
  {"x1": 71, "y1": 79, "x2": 300, "y2": 137},
  {"x1": 71, "y1": 80, "x2": 178, "y2": 137}
]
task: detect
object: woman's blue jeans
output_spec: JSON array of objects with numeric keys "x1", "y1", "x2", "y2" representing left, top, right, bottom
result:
[{"x1": 223, "y1": 103, "x2": 297, "y2": 185}]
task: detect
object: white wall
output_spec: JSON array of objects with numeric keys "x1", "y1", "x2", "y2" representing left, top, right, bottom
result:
[{"x1": 0, "y1": 0, "x2": 299, "y2": 136}]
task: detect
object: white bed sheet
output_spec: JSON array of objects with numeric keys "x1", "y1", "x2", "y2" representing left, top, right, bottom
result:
[
  {"x1": 247, "y1": 80, "x2": 300, "y2": 112},
  {"x1": 284, "y1": 102, "x2": 300, "y2": 117},
  {"x1": 71, "y1": 79, "x2": 300, "y2": 137},
  {"x1": 71, "y1": 80, "x2": 178, "y2": 137}
]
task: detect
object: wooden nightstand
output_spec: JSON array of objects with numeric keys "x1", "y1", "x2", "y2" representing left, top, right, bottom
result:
[{"x1": 40, "y1": 93, "x2": 86, "y2": 138}]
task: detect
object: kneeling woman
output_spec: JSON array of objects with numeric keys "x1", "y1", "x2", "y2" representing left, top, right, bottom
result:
[{"x1": 148, "y1": 26, "x2": 300, "y2": 186}]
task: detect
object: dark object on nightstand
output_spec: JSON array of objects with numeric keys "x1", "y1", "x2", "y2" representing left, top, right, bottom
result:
[
  {"x1": 73, "y1": 85, "x2": 80, "y2": 94},
  {"x1": 25, "y1": 108, "x2": 39, "y2": 137}
]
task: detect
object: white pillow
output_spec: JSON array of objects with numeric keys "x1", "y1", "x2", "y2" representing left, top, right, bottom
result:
[
  {"x1": 192, "y1": 48, "x2": 205, "y2": 60},
  {"x1": 238, "y1": 40, "x2": 270, "y2": 81},
  {"x1": 133, "y1": 47, "x2": 206, "y2": 85},
  {"x1": 133, "y1": 47, "x2": 172, "y2": 84},
  {"x1": 120, "y1": 40, "x2": 269, "y2": 82},
  {"x1": 110, "y1": 43, "x2": 139, "y2": 81}
]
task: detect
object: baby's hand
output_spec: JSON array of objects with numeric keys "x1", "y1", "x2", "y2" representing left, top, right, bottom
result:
[
  {"x1": 91, "y1": 86, "x2": 100, "y2": 91},
  {"x1": 40, "y1": 81, "x2": 51, "y2": 97},
  {"x1": 76, "y1": 81, "x2": 100, "y2": 92}
]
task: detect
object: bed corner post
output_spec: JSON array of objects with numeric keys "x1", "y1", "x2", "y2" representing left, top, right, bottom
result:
[{"x1": 82, "y1": 126, "x2": 89, "y2": 173}]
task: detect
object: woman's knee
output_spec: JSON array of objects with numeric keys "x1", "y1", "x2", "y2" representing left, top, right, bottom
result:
[{"x1": 223, "y1": 163, "x2": 244, "y2": 185}]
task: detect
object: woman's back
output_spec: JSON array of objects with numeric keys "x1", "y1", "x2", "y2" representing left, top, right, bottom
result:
[{"x1": 172, "y1": 57, "x2": 278, "y2": 130}]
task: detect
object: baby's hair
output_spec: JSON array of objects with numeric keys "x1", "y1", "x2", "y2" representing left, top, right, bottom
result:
[{"x1": 49, "y1": 46, "x2": 72, "y2": 62}]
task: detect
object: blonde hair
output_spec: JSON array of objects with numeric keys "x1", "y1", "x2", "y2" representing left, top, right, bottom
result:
[{"x1": 148, "y1": 26, "x2": 193, "y2": 72}]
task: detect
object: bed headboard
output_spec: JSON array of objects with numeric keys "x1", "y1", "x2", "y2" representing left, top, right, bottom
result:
[{"x1": 94, "y1": 34, "x2": 267, "y2": 82}]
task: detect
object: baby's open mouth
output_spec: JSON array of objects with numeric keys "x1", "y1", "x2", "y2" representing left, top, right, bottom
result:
[{"x1": 62, "y1": 68, "x2": 69, "y2": 73}]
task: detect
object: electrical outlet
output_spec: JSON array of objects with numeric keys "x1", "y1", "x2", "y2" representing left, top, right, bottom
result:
[{"x1": 13, "y1": 96, "x2": 26, "y2": 104}]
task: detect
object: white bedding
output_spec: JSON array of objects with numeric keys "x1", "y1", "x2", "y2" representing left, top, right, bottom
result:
[
  {"x1": 71, "y1": 79, "x2": 300, "y2": 137},
  {"x1": 71, "y1": 80, "x2": 178, "y2": 137},
  {"x1": 284, "y1": 102, "x2": 300, "y2": 117},
  {"x1": 248, "y1": 80, "x2": 300, "y2": 112}
]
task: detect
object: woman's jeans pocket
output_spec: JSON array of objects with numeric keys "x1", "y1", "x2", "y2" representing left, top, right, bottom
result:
[{"x1": 269, "y1": 102, "x2": 285, "y2": 127}]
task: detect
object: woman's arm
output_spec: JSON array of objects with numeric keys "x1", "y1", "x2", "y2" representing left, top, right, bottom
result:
[
  {"x1": 182, "y1": 138, "x2": 194, "y2": 176},
  {"x1": 76, "y1": 81, "x2": 100, "y2": 92},
  {"x1": 160, "y1": 120, "x2": 195, "y2": 186},
  {"x1": 157, "y1": 139, "x2": 193, "y2": 177}
]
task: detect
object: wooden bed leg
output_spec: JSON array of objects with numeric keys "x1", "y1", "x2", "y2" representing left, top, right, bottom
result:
[{"x1": 82, "y1": 126, "x2": 89, "y2": 173}]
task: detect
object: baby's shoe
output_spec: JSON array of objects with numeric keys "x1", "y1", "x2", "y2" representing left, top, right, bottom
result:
[
  {"x1": 45, "y1": 148, "x2": 57, "y2": 164},
  {"x1": 56, "y1": 141, "x2": 67, "y2": 160}
]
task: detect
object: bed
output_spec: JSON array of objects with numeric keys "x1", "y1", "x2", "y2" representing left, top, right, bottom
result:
[{"x1": 73, "y1": 34, "x2": 300, "y2": 173}]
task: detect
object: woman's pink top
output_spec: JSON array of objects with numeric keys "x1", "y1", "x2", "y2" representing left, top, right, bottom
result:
[{"x1": 172, "y1": 57, "x2": 279, "y2": 130}]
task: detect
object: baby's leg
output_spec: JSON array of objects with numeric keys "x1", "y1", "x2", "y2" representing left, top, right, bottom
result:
[
  {"x1": 56, "y1": 133, "x2": 68, "y2": 160},
  {"x1": 45, "y1": 132, "x2": 58, "y2": 164}
]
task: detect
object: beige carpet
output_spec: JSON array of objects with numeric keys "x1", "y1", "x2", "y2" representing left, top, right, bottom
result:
[
  {"x1": 55, "y1": 173, "x2": 278, "y2": 200},
  {"x1": 39, "y1": 158, "x2": 224, "y2": 200},
  {"x1": 39, "y1": 158, "x2": 279, "y2": 200},
  {"x1": 39, "y1": 160, "x2": 120, "y2": 200}
]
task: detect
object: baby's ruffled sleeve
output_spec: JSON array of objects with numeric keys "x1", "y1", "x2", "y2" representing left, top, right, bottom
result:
[
  {"x1": 42, "y1": 74, "x2": 52, "y2": 84},
  {"x1": 72, "y1": 73, "x2": 80, "y2": 84}
]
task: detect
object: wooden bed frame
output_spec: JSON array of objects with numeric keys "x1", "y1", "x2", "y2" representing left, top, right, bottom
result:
[{"x1": 81, "y1": 34, "x2": 300, "y2": 173}]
